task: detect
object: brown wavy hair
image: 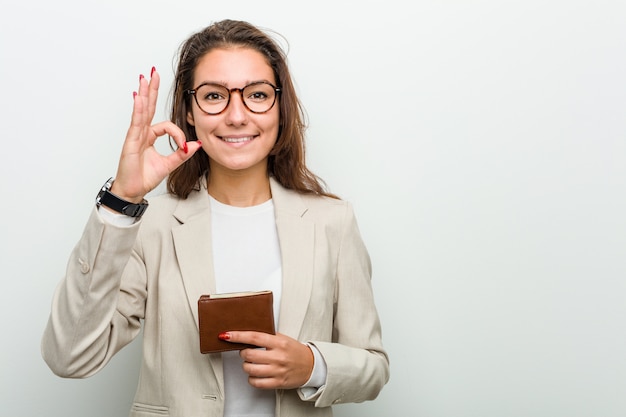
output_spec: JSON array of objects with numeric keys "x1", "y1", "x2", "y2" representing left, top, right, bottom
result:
[{"x1": 166, "y1": 19, "x2": 337, "y2": 199}]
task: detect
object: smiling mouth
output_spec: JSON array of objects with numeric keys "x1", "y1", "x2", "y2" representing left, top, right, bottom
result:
[{"x1": 220, "y1": 136, "x2": 255, "y2": 143}]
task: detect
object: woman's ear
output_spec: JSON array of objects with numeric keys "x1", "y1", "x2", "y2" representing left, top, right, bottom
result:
[{"x1": 187, "y1": 110, "x2": 195, "y2": 126}]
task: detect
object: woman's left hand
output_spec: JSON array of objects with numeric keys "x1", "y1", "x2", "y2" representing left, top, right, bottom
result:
[{"x1": 223, "y1": 331, "x2": 314, "y2": 389}]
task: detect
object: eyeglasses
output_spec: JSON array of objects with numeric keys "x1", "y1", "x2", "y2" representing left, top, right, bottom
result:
[{"x1": 187, "y1": 81, "x2": 281, "y2": 115}]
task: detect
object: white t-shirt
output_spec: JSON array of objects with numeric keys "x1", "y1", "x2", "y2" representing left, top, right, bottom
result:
[{"x1": 210, "y1": 196, "x2": 282, "y2": 417}]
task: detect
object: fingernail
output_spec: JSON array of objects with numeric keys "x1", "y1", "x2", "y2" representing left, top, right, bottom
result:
[
  {"x1": 196, "y1": 140, "x2": 202, "y2": 146},
  {"x1": 151, "y1": 66, "x2": 156, "y2": 77},
  {"x1": 183, "y1": 142, "x2": 188, "y2": 154},
  {"x1": 133, "y1": 91, "x2": 137, "y2": 99},
  {"x1": 218, "y1": 332, "x2": 230, "y2": 341},
  {"x1": 139, "y1": 74, "x2": 144, "y2": 81}
]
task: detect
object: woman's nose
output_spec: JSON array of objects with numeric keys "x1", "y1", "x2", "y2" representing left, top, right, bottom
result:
[{"x1": 224, "y1": 90, "x2": 248, "y2": 125}]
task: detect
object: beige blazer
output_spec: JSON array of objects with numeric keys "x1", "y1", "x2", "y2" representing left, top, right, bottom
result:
[{"x1": 42, "y1": 178, "x2": 389, "y2": 417}]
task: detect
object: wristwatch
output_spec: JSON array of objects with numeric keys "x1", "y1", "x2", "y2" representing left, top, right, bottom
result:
[{"x1": 95, "y1": 177, "x2": 149, "y2": 218}]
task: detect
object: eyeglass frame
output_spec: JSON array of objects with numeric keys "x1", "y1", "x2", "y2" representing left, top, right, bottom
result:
[{"x1": 186, "y1": 81, "x2": 282, "y2": 115}]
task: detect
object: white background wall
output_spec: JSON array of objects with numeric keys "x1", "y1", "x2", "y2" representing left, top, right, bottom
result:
[{"x1": 1, "y1": 1, "x2": 625, "y2": 416}]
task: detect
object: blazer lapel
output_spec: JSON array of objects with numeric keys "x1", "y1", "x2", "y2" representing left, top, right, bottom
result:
[
  {"x1": 171, "y1": 187, "x2": 216, "y2": 330},
  {"x1": 170, "y1": 184, "x2": 225, "y2": 391},
  {"x1": 270, "y1": 178, "x2": 315, "y2": 339}
]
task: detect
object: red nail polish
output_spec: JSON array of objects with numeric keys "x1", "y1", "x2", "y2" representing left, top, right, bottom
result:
[
  {"x1": 151, "y1": 66, "x2": 156, "y2": 76},
  {"x1": 183, "y1": 142, "x2": 188, "y2": 154},
  {"x1": 139, "y1": 74, "x2": 144, "y2": 81},
  {"x1": 133, "y1": 91, "x2": 137, "y2": 99},
  {"x1": 218, "y1": 332, "x2": 230, "y2": 341},
  {"x1": 196, "y1": 141, "x2": 202, "y2": 146}
]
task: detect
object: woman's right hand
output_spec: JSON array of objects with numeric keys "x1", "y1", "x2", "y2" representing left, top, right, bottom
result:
[{"x1": 110, "y1": 67, "x2": 202, "y2": 203}]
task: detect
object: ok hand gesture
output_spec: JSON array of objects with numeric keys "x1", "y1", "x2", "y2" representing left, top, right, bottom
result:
[{"x1": 110, "y1": 67, "x2": 202, "y2": 202}]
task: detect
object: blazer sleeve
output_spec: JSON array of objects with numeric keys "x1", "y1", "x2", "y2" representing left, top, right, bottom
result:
[
  {"x1": 41, "y1": 208, "x2": 147, "y2": 378},
  {"x1": 306, "y1": 203, "x2": 390, "y2": 407}
]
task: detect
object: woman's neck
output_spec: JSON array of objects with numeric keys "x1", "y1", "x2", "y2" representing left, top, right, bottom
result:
[{"x1": 207, "y1": 168, "x2": 271, "y2": 207}]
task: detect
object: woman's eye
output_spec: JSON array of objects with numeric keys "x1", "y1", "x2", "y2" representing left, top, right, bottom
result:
[
  {"x1": 203, "y1": 92, "x2": 224, "y2": 101},
  {"x1": 248, "y1": 91, "x2": 269, "y2": 101}
]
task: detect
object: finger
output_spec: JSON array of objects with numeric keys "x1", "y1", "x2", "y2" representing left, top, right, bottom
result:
[
  {"x1": 166, "y1": 129, "x2": 196, "y2": 155},
  {"x1": 128, "y1": 73, "x2": 152, "y2": 127},
  {"x1": 147, "y1": 121, "x2": 203, "y2": 170},
  {"x1": 125, "y1": 72, "x2": 165, "y2": 152},
  {"x1": 147, "y1": 67, "x2": 160, "y2": 121},
  {"x1": 147, "y1": 121, "x2": 185, "y2": 147},
  {"x1": 239, "y1": 346, "x2": 271, "y2": 364},
  {"x1": 247, "y1": 376, "x2": 280, "y2": 390},
  {"x1": 124, "y1": 88, "x2": 149, "y2": 150},
  {"x1": 146, "y1": 121, "x2": 203, "y2": 155},
  {"x1": 224, "y1": 331, "x2": 275, "y2": 349},
  {"x1": 134, "y1": 73, "x2": 152, "y2": 129},
  {"x1": 159, "y1": 140, "x2": 203, "y2": 173},
  {"x1": 242, "y1": 361, "x2": 274, "y2": 378}
]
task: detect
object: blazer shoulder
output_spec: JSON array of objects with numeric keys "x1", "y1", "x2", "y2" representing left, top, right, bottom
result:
[
  {"x1": 271, "y1": 179, "x2": 355, "y2": 224},
  {"x1": 296, "y1": 193, "x2": 360, "y2": 233},
  {"x1": 301, "y1": 193, "x2": 351, "y2": 214}
]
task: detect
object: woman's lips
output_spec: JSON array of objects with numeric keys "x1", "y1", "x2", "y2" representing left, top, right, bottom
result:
[{"x1": 220, "y1": 136, "x2": 255, "y2": 143}]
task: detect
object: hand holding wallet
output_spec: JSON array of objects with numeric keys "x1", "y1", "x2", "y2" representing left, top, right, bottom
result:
[{"x1": 198, "y1": 290, "x2": 276, "y2": 354}]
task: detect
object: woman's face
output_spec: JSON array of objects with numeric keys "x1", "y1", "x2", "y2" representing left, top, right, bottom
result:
[{"x1": 187, "y1": 47, "x2": 280, "y2": 176}]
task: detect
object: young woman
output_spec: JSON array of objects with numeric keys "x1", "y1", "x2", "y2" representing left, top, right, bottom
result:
[{"x1": 42, "y1": 19, "x2": 389, "y2": 417}]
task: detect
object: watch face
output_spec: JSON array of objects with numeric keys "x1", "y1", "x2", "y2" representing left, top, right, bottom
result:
[
  {"x1": 96, "y1": 179, "x2": 112, "y2": 205},
  {"x1": 96, "y1": 188, "x2": 105, "y2": 205}
]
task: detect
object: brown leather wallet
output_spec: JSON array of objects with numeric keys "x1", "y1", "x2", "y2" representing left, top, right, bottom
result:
[{"x1": 198, "y1": 290, "x2": 276, "y2": 354}]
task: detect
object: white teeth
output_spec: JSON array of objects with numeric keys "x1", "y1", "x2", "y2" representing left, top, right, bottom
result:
[{"x1": 222, "y1": 136, "x2": 253, "y2": 143}]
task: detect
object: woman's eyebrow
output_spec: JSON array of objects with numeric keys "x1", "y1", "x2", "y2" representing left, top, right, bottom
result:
[{"x1": 196, "y1": 79, "x2": 274, "y2": 88}]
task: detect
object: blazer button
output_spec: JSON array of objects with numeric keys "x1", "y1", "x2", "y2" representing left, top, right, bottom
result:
[{"x1": 78, "y1": 258, "x2": 90, "y2": 274}]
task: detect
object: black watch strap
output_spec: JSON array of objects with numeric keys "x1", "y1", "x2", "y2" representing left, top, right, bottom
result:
[{"x1": 96, "y1": 178, "x2": 148, "y2": 218}]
